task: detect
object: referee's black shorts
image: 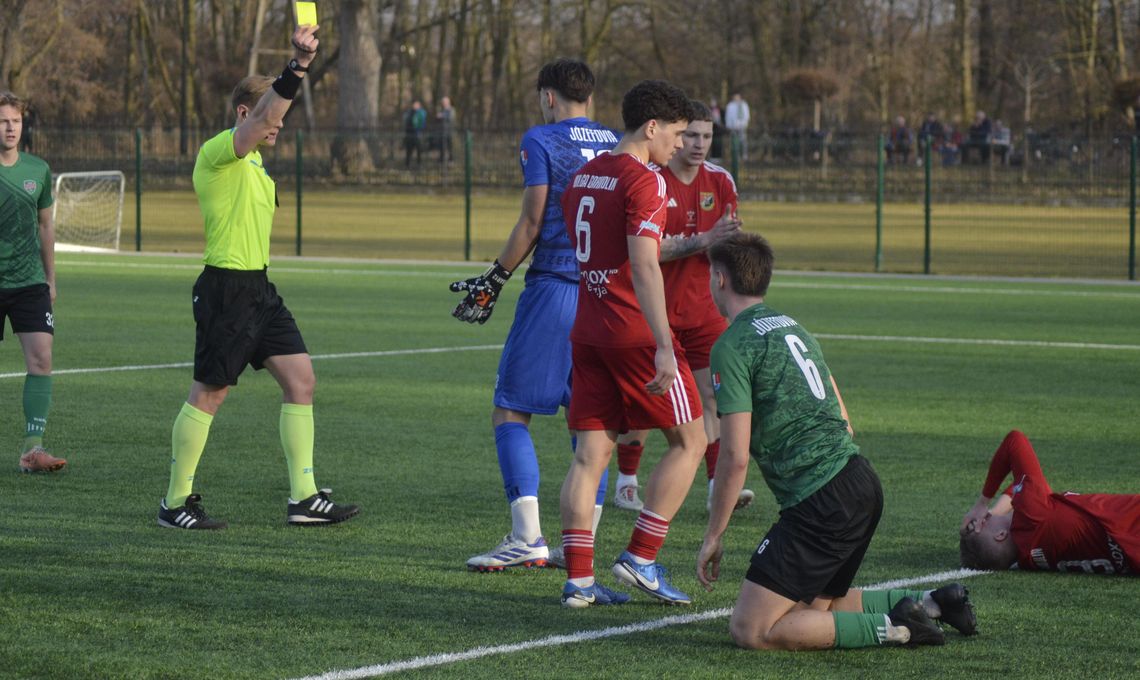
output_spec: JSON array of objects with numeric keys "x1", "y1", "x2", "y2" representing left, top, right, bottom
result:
[
  {"x1": 192, "y1": 266, "x2": 307, "y2": 386},
  {"x1": 745, "y1": 455, "x2": 884, "y2": 604}
]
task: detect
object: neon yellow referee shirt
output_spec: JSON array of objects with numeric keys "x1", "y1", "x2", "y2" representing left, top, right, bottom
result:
[{"x1": 192, "y1": 128, "x2": 275, "y2": 270}]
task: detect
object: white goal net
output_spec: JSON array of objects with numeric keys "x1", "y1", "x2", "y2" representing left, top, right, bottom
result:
[{"x1": 52, "y1": 171, "x2": 126, "y2": 251}]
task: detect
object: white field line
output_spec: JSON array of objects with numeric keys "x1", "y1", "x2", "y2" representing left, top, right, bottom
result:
[
  {"x1": 292, "y1": 568, "x2": 989, "y2": 680},
  {"x1": 0, "y1": 345, "x2": 503, "y2": 380},
  {"x1": 53, "y1": 259, "x2": 1140, "y2": 299},
  {"x1": 4, "y1": 331, "x2": 1139, "y2": 381}
]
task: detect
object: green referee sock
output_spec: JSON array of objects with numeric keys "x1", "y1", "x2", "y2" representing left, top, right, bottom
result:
[
  {"x1": 166, "y1": 403, "x2": 213, "y2": 508},
  {"x1": 280, "y1": 403, "x2": 318, "y2": 501},
  {"x1": 860, "y1": 588, "x2": 926, "y2": 615},
  {"x1": 22, "y1": 374, "x2": 52, "y2": 452},
  {"x1": 833, "y1": 612, "x2": 889, "y2": 648}
]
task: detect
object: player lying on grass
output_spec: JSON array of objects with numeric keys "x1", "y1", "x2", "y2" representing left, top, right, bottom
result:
[
  {"x1": 696, "y1": 232, "x2": 976, "y2": 649},
  {"x1": 612, "y1": 100, "x2": 754, "y2": 515},
  {"x1": 960, "y1": 430, "x2": 1139, "y2": 574}
]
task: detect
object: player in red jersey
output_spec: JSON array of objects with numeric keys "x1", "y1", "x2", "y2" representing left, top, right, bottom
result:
[
  {"x1": 960, "y1": 430, "x2": 1140, "y2": 574},
  {"x1": 612, "y1": 100, "x2": 754, "y2": 515},
  {"x1": 557, "y1": 80, "x2": 706, "y2": 608}
]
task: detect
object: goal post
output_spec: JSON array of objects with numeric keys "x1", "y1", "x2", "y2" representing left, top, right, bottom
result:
[{"x1": 52, "y1": 171, "x2": 126, "y2": 252}]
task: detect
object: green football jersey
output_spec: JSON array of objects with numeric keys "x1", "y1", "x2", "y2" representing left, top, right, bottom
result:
[
  {"x1": 193, "y1": 128, "x2": 275, "y2": 270},
  {"x1": 0, "y1": 152, "x2": 53, "y2": 289},
  {"x1": 710, "y1": 302, "x2": 859, "y2": 510}
]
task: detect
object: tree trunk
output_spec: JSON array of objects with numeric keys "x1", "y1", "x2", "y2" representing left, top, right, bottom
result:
[
  {"x1": 956, "y1": 0, "x2": 975, "y2": 124},
  {"x1": 333, "y1": 0, "x2": 381, "y2": 176}
]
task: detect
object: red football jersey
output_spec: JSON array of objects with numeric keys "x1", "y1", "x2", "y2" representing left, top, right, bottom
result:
[
  {"x1": 562, "y1": 152, "x2": 669, "y2": 347},
  {"x1": 982, "y1": 430, "x2": 1140, "y2": 574},
  {"x1": 660, "y1": 162, "x2": 738, "y2": 329}
]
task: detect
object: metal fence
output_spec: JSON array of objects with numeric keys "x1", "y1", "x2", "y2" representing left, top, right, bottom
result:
[{"x1": 30, "y1": 127, "x2": 1139, "y2": 280}]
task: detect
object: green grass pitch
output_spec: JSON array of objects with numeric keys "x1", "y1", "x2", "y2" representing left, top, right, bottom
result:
[
  {"x1": 1, "y1": 253, "x2": 1138, "y2": 678},
  {"x1": 130, "y1": 190, "x2": 1135, "y2": 279}
]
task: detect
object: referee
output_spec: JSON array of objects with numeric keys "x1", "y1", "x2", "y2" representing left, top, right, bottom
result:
[{"x1": 158, "y1": 23, "x2": 359, "y2": 529}]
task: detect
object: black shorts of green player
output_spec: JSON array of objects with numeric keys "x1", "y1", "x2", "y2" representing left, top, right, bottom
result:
[
  {"x1": 747, "y1": 456, "x2": 883, "y2": 601},
  {"x1": 0, "y1": 283, "x2": 53, "y2": 340},
  {"x1": 192, "y1": 265, "x2": 307, "y2": 386}
]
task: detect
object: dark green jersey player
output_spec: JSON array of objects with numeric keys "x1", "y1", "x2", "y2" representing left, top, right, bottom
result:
[
  {"x1": 157, "y1": 23, "x2": 358, "y2": 530},
  {"x1": 0, "y1": 91, "x2": 66, "y2": 474},
  {"x1": 696, "y1": 233, "x2": 976, "y2": 652}
]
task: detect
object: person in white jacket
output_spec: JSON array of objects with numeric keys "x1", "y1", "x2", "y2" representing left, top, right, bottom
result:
[{"x1": 724, "y1": 93, "x2": 750, "y2": 161}]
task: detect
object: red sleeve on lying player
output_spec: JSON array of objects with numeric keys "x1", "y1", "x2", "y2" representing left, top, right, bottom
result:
[{"x1": 982, "y1": 430, "x2": 1052, "y2": 527}]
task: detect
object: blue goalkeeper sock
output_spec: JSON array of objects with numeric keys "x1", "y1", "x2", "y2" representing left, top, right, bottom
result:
[{"x1": 495, "y1": 422, "x2": 539, "y2": 502}]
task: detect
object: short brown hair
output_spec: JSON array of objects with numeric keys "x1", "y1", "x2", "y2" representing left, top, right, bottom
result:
[
  {"x1": 707, "y1": 232, "x2": 775, "y2": 297},
  {"x1": 0, "y1": 91, "x2": 28, "y2": 116},
  {"x1": 230, "y1": 76, "x2": 275, "y2": 113},
  {"x1": 688, "y1": 100, "x2": 713, "y2": 123},
  {"x1": 959, "y1": 531, "x2": 1016, "y2": 570}
]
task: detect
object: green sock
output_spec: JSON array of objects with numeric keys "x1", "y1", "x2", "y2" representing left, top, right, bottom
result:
[
  {"x1": 833, "y1": 611, "x2": 888, "y2": 648},
  {"x1": 22, "y1": 374, "x2": 52, "y2": 452},
  {"x1": 166, "y1": 403, "x2": 213, "y2": 508},
  {"x1": 860, "y1": 588, "x2": 925, "y2": 615},
  {"x1": 280, "y1": 403, "x2": 318, "y2": 501}
]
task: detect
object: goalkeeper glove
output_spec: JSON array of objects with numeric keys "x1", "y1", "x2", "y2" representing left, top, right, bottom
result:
[{"x1": 449, "y1": 260, "x2": 512, "y2": 324}]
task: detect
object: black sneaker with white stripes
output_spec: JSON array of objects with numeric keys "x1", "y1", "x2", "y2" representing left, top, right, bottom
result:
[
  {"x1": 157, "y1": 494, "x2": 228, "y2": 530},
  {"x1": 287, "y1": 488, "x2": 360, "y2": 526}
]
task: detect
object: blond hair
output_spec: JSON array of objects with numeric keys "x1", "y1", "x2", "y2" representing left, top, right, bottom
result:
[{"x1": 230, "y1": 76, "x2": 275, "y2": 114}]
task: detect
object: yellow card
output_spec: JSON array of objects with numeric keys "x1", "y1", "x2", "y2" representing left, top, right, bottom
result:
[{"x1": 294, "y1": 1, "x2": 318, "y2": 26}]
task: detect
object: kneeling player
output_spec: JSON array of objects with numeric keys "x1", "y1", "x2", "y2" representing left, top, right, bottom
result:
[{"x1": 697, "y1": 233, "x2": 975, "y2": 649}]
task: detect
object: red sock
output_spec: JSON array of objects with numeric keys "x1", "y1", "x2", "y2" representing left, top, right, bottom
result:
[
  {"x1": 627, "y1": 510, "x2": 669, "y2": 562},
  {"x1": 562, "y1": 529, "x2": 595, "y2": 580},
  {"x1": 617, "y1": 443, "x2": 644, "y2": 476},
  {"x1": 704, "y1": 439, "x2": 720, "y2": 481}
]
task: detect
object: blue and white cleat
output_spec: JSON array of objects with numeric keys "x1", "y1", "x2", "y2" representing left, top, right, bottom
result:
[
  {"x1": 612, "y1": 551, "x2": 692, "y2": 605},
  {"x1": 466, "y1": 534, "x2": 549, "y2": 572},
  {"x1": 561, "y1": 580, "x2": 632, "y2": 608}
]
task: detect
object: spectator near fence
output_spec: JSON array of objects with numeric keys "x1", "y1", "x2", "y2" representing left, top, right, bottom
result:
[
  {"x1": 918, "y1": 112, "x2": 943, "y2": 162},
  {"x1": 437, "y1": 96, "x2": 455, "y2": 163},
  {"x1": 991, "y1": 119, "x2": 1011, "y2": 165},
  {"x1": 885, "y1": 115, "x2": 913, "y2": 165},
  {"x1": 403, "y1": 100, "x2": 426, "y2": 168},
  {"x1": 963, "y1": 110, "x2": 992, "y2": 164},
  {"x1": 725, "y1": 93, "x2": 750, "y2": 161}
]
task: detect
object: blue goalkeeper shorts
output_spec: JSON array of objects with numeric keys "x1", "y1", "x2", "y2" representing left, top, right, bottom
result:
[{"x1": 493, "y1": 274, "x2": 576, "y2": 415}]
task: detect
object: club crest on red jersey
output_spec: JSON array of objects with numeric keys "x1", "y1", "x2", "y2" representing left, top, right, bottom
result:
[
  {"x1": 24, "y1": 180, "x2": 37, "y2": 194},
  {"x1": 700, "y1": 192, "x2": 715, "y2": 211}
]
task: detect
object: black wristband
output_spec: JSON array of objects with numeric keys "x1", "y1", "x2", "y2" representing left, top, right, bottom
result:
[{"x1": 272, "y1": 66, "x2": 303, "y2": 100}]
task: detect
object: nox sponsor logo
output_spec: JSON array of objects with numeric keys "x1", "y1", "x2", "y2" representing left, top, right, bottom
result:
[{"x1": 581, "y1": 268, "x2": 618, "y2": 299}]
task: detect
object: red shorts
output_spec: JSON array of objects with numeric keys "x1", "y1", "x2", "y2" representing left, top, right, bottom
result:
[
  {"x1": 568, "y1": 341, "x2": 702, "y2": 432},
  {"x1": 673, "y1": 317, "x2": 728, "y2": 371}
]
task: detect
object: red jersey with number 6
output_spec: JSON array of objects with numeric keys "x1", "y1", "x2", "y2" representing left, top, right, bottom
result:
[
  {"x1": 983, "y1": 430, "x2": 1140, "y2": 574},
  {"x1": 660, "y1": 161, "x2": 737, "y2": 330},
  {"x1": 562, "y1": 152, "x2": 669, "y2": 348}
]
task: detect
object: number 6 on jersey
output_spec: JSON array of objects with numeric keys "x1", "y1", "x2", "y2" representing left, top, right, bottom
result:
[{"x1": 574, "y1": 197, "x2": 595, "y2": 263}]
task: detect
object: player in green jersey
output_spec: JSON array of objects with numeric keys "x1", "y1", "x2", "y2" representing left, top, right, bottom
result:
[
  {"x1": 0, "y1": 92, "x2": 66, "y2": 474},
  {"x1": 695, "y1": 232, "x2": 976, "y2": 650},
  {"x1": 157, "y1": 23, "x2": 358, "y2": 529}
]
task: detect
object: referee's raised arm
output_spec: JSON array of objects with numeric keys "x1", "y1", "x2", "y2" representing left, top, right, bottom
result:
[{"x1": 232, "y1": 23, "x2": 319, "y2": 158}]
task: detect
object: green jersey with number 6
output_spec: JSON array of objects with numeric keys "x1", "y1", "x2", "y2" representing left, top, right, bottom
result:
[{"x1": 710, "y1": 302, "x2": 858, "y2": 510}]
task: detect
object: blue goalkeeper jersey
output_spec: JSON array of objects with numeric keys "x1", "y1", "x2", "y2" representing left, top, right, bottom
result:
[{"x1": 519, "y1": 117, "x2": 619, "y2": 281}]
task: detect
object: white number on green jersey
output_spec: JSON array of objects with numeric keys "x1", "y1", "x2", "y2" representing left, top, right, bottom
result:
[
  {"x1": 785, "y1": 334, "x2": 826, "y2": 399},
  {"x1": 574, "y1": 197, "x2": 595, "y2": 262}
]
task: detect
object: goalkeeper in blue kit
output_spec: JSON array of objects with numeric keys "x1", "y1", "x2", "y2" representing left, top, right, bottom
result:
[{"x1": 450, "y1": 59, "x2": 619, "y2": 571}]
